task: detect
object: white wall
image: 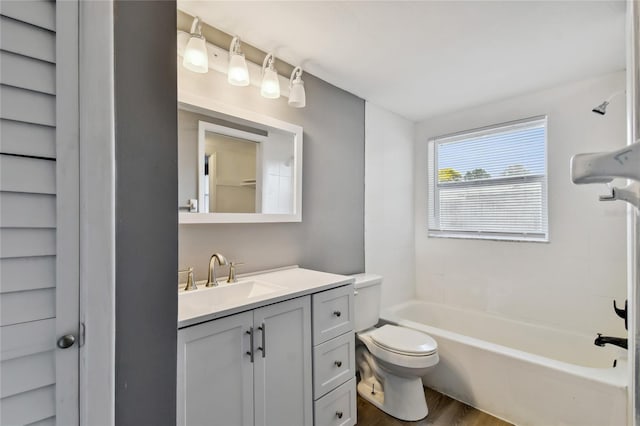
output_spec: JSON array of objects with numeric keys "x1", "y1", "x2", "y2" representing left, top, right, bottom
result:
[
  {"x1": 365, "y1": 102, "x2": 415, "y2": 307},
  {"x1": 415, "y1": 71, "x2": 628, "y2": 336}
]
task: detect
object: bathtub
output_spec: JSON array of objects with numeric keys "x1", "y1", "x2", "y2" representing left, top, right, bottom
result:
[{"x1": 381, "y1": 300, "x2": 628, "y2": 426}]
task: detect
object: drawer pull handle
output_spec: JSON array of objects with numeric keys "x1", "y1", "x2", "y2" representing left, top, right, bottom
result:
[
  {"x1": 334, "y1": 360, "x2": 342, "y2": 367},
  {"x1": 333, "y1": 310, "x2": 342, "y2": 317},
  {"x1": 336, "y1": 411, "x2": 343, "y2": 419}
]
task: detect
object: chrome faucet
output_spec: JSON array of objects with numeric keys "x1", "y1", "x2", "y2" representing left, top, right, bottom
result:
[{"x1": 205, "y1": 253, "x2": 228, "y2": 287}]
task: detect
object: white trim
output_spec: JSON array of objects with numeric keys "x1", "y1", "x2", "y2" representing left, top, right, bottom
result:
[
  {"x1": 431, "y1": 115, "x2": 547, "y2": 144},
  {"x1": 179, "y1": 212, "x2": 302, "y2": 224},
  {"x1": 178, "y1": 92, "x2": 302, "y2": 139},
  {"x1": 627, "y1": 2, "x2": 639, "y2": 425},
  {"x1": 56, "y1": 0, "x2": 80, "y2": 423},
  {"x1": 78, "y1": 1, "x2": 115, "y2": 425}
]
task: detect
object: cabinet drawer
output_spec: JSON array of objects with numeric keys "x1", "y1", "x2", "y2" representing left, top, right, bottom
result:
[
  {"x1": 312, "y1": 285, "x2": 354, "y2": 345},
  {"x1": 313, "y1": 331, "x2": 355, "y2": 398},
  {"x1": 313, "y1": 377, "x2": 356, "y2": 426}
]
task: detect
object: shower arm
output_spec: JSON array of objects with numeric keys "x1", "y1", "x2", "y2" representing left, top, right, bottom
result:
[{"x1": 605, "y1": 90, "x2": 626, "y2": 104}]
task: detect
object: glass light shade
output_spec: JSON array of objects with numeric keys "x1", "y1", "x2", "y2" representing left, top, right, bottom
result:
[
  {"x1": 288, "y1": 79, "x2": 306, "y2": 108},
  {"x1": 261, "y1": 68, "x2": 280, "y2": 99},
  {"x1": 183, "y1": 36, "x2": 208, "y2": 73},
  {"x1": 228, "y1": 53, "x2": 250, "y2": 86}
]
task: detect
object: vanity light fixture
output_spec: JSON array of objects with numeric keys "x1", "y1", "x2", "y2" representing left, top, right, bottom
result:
[
  {"x1": 260, "y1": 53, "x2": 280, "y2": 99},
  {"x1": 288, "y1": 66, "x2": 306, "y2": 108},
  {"x1": 228, "y1": 36, "x2": 250, "y2": 86},
  {"x1": 183, "y1": 16, "x2": 208, "y2": 73}
]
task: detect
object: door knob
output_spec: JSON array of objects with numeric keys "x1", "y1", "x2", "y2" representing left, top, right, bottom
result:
[{"x1": 57, "y1": 334, "x2": 76, "y2": 349}]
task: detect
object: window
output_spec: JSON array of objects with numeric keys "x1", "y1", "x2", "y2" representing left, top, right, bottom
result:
[{"x1": 427, "y1": 116, "x2": 548, "y2": 242}]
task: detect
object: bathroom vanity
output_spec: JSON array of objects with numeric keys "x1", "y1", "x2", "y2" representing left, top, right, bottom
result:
[{"x1": 177, "y1": 267, "x2": 357, "y2": 426}]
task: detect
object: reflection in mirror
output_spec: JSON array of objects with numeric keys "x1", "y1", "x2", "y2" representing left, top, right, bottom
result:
[
  {"x1": 199, "y1": 123, "x2": 261, "y2": 213},
  {"x1": 178, "y1": 99, "x2": 302, "y2": 223},
  {"x1": 198, "y1": 122, "x2": 295, "y2": 215}
]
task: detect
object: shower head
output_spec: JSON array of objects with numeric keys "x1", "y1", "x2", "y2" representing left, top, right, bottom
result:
[
  {"x1": 592, "y1": 101, "x2": 609, "y2": 115},
  {"x1": 592, "y1": 90, "x2": 625, "y2": 116}
]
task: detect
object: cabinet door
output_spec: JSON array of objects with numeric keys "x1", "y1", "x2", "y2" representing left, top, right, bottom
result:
[
  {"x1": 253, "y1": 296, "x2": 312, "y2": 426},
  {"x1": 177, "y1": 311, "x2": 254, "y2": 426}
]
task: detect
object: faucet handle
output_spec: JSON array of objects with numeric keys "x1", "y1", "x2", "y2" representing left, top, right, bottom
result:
[
  {"x1": 613, "y1": 299, "x2": 628, "y2": 330},
  {"x1": 179, "y1": 267, "x2": 197, "y2": 291},
  {"x1": 227, "y1": 262, "x2": 244, "y2": 283}
]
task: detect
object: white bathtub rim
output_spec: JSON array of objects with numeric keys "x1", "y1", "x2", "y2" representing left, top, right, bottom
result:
[{"x1": 381, "y1": 300, "x2": 628, "y2": 389}]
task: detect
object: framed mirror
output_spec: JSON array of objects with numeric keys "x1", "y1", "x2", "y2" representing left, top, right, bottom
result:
[{"x1": 178, "y1": 92, "x2": 302, "y2": 223}]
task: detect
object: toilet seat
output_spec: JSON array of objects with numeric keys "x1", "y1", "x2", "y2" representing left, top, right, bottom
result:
[
  {"x1": 357, "y1": 325, "x2": 439, "y2": 370},
  {"x1": 370, "y1": 325, "x2": 437, "y2": 356}
]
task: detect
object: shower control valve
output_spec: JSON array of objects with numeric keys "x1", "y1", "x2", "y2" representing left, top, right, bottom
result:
[{"x1": 613, "y1": 299, "x2": 628, "y2": 330}]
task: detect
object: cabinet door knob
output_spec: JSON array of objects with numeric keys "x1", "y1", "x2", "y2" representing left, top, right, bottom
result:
[
  {"x1": 334, "y1": 360, "x2": 342, "y2": 367},
  {"x1": 57, "y1": 334, "x2": 76, "y2": 349},
  {"x1": 333, "y1": 310, "x2": 341, "y2": 317},
  {"x1": 336, "y1": 411, "x2": 343, "y2": 419}
]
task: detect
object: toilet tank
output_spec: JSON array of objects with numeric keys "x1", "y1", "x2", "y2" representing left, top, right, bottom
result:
[{"x1": 352, "y1": 273, "x2": 383, "y2": 332}]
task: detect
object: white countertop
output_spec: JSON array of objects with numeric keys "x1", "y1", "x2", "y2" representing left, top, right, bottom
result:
[{"x1": 178, "y1": 266, "x2": 354, "y2": 328}]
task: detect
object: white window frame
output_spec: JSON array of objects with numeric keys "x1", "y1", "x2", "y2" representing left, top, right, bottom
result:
[{"x1": 427, "y1": 116, "x2": 549, "y2": 242}]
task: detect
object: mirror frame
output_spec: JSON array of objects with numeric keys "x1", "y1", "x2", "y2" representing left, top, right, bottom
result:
[{"x1": 178, "y1": 91, "x2": 303, "y2": 224}]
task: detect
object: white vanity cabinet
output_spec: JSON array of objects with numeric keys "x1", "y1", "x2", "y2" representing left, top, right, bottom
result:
[
  {"x1": 177, "y1": 296, "x2": 312, "y2": 426},
  {"x1": 311, "y1": 285, "x2": 357, "y2": 426},
  {"x1": 177, "y1": 310, "x2": 254, "y2": 426},
  {"x1": 253, "y1": 297, "x2": 312, "y2": 426}
]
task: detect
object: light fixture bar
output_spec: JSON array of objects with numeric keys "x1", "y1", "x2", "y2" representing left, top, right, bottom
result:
[{"x1": 177, "y1": 30, "x2": 293, "y2": 97}]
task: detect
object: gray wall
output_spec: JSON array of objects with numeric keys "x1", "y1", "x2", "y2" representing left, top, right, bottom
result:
[
  {"x1": 114, "y1": 2, "x2": 177, "y2": 425},
  {"x1": 179, "y1": 68, "x2": 365, "y2": 277}
]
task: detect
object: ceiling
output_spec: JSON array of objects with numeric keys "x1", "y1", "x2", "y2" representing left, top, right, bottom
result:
[{"x1": 177, "y1": 1, "x2": 626, "y2": 122}]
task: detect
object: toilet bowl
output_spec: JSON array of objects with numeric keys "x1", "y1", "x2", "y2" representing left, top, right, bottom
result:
[{"x1": 353, "y1": 274, "x2": 439, "y2": 421}]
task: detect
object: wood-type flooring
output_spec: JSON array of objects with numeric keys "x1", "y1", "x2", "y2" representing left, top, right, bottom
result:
[{"x1": 356, "y1": 387, "x2": 514, "y2": 426}]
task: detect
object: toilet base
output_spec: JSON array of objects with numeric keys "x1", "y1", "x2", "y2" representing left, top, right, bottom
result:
[{"x1": 356, "y1": 368, "x2": 428, "y2": 421}]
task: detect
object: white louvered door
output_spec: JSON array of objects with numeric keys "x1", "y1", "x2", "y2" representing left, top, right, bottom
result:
[{"x1": 1, "y1": 1, "x2": 80, "y2": 425}]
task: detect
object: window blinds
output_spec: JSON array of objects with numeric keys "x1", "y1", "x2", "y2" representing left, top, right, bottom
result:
[{"x1": 427, "y1": 116, "x2": 548, "y2": 242}]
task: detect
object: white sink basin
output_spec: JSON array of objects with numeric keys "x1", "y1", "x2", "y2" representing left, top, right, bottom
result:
[{"x1": 179, "y1": 279, "x2": 286, "y2": 317}]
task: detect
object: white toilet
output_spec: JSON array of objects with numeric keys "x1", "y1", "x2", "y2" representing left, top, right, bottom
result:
[{"x1": 353, "y1": 274, "x2": 439, "y2": 421}]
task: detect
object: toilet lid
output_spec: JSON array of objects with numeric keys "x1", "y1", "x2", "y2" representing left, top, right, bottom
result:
[{"x1": 370, "y1": 325, "x2": 437, "y2": 355}]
